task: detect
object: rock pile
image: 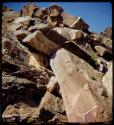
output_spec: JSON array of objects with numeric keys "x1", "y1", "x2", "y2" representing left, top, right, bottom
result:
[{"x1": 2, "y1": 3, "x2": 112, "y2": 123}]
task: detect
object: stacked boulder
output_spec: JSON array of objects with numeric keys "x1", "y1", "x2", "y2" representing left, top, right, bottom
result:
[{"x1": 2, "y1": 3, "x2": 112, "y2": 123}]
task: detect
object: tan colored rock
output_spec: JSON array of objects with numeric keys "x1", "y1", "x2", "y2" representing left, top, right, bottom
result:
[
  {"x1": 50, "y1": 48, "x2": 111, "y2": 122},
  {"x1": 2, "y1": 36, "x2": 48, "y2": 68},
  {"x1": 8, "y1": 23, "x2": 23, "y2": 32},
  {"x1": 62, "y1": 12, "x2": 89, "y2": 30},
  {"x1": 53, "y1": 27, "x2": 87, "y2": 42},
  {"x1": 95, "y1": 46, "x2": 110, "y2": 57},
  {"x1": 21, "y1": 3, "x2": 39, "y2": 17},
  {"x1": 34, "y1": 8, "x2": 48, "y2": 20},
  {"x1": 28, "y1": 23, "x2": 51, "y2": 34},
  {"x1": 102, "y1": 62, "x2": 112, "y2": 96},
  {"x1": 22, "y1": 30, "x2": 59, "y2": 56}
]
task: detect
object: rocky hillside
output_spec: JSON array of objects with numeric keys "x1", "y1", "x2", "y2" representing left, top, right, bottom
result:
[{"x1": 2, "y1": 3, "x2": 112, "y2": 123}]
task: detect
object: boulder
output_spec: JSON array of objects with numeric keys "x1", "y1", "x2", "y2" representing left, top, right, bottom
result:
[
  {"x1": 33, "y1": 76, "x2": 67, "y2": 123},
  {"x1": 22, "y1": 30, "x2": 59, "y2": 56},
  {"x1": 95, "y1": 46, "x2": 111, "y2": 57},
  {"x1": 21, "y1": 3, "x2": 39, "y2": 17},
  {"x1": 62, "y1": 12, "x2": 89, "y2": 31},
  {"x1": 47, "y1": 5, "x2": 64, "y2": 27},
  {"x1": 2, "y1": 35, "x2": 48, "y2": 68},
  {"x1": 102, "y1": 62, "x2": 112, "y2": 96},
  {"x1": 104, "y1": 27, "x2": 112, "y2": 39},
  {"x1": 34, "y1": 8, "x2": 48, "y2": 20},
  {"x1": 50, "y1": 48, "x2": 112, "y2": 122},
  {"x1": 28, "y1": 23, "x2": 51, "y2": 34}
]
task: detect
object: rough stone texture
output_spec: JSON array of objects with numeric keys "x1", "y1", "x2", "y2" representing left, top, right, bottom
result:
[
  {"x1": 21, "y1": 3, "x2": 39, "y2": 17},
  {"x1": 34, "y1": 8, "x2": 48, "y2": 20},
  {"x1": 14, "y1": 30, "x2": 30, "y2": 41},
  {"x1": 22, "y1": 30, "x2": 59, "y2": 56},
  {"x1": 95, "y1": 46, "x2": 110, "y2": 57},
  {"x1": 50, "y1": 48, "x2": 112, "y2": 122},
  {"x1": 104, "y1": 27, "x2": 112, "y2": 39},
  {"x1": 2, "y1": 3, "x2": 112, "y2": 124},
  {"x1": 102, "y1": 62, "x2": 112, "y2": 96},
  {"x1": 47, "y1": 5, "x2": 64, "y2": 27},
  {"x1": 62, "y1": 12, "x2": 89, "y2": 31},
  {"x1": 2, "y1": 35, "x2": 48, "y2": 68},
  {"x1": 33, "y1": 77, "x2": 67, "y2": 123}
]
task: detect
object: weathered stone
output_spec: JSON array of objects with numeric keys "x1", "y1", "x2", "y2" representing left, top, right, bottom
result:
[
  {"x1": 2, "y1": 5, "x2": 14, "y2": 13},
  {"x1": 102, "y1": 62, "x2": 112, "y2": 96},
  {"x1": 62, "y1": 12, "x2": 89, "y2": 30},
  {"x1": 33, "y1": 83, "x2": 67, "y2": 122},
  {"x1": 95, "y1": 46, "x2": 111, "y2": 57},
  {"x1": 8, "y1": 23, "x2": 23, "y2": 32},
  {"x1": 2, "y1": 36, "x2": 48, "y2": 68},
  {"x1": 50, "y1": 48, "x2": 111, "y2": 122},
  {"x1": 22, "y1": 30, "x2": 59, "y2": 56},
  {"x1": 47, "y1": 5, "x2": 64, "y2": 27},
  {"x1": 53, "y1": 27, "x2": 87, "y2": 42},
  {"x1": 34, "y1": 8, "x2": 48, "y2": 20},
  {"x1": 104, "y1": 27, "x2": 112, "y2": 39},
  {"x1": 14, "y1": 30, "x2": 30, "y2": 41},
  {"x1": 28, "y1": 23, "x2": 51, "y2": 34},
  {"x1": 21, "y1": 3, "x2": 39, "y2": 17}
]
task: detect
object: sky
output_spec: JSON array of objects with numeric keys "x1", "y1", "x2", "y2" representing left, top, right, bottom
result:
[{"x1": 3, "y1": 2, "x2": 112, "y2": 33}]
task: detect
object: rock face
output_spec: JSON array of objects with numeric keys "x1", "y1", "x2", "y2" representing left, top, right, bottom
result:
[
  {"x1": 2, "y1": 3, "x2": 112, "y2": 124},
  {"x1": 62, "y1": 12, "x2": 89, "y2": 31},
  {"x1": 102, "y1": 62, "x2": 112, "y2": 96},
  {"x1": 50, "y1": 48, "x2": 112, "y2": 122}
]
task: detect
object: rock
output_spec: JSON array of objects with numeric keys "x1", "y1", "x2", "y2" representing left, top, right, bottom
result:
[
  {"x1": 50, "y1": 48, "x2": 112, "y2": 122},
  {"x1": 47, "y1": 5, "x2": 64, "y2": 27},
  {"x1": 21, "y1": 3, "x2": 39, "y2": 17},
  {"x1": 102, "y1": 62, "x2": 112, "y2": 96},
  {"x1": 2, "y1": 35, "x2": 48, "y2": 68},
  {"x1": 8, "y1": 23, "x2": 23, "y2": 32},
  {"x1": 28, "y1": 23, "x2": 51, "y2": 34},
  {"x1": 95, "y1": 46, "x2": 110, "y2": 57},
  {"x1": 33, "y1": 77, "x2": 67, "y2": 122},
  {"x1": 47, "y1": 76, "x2": 58, "y2": 93},
  {"x1": 22, "y1": 30, "x2": 59, "y2": 56},
  {"x1": 104, "y1": 27, "x2": 112, "y2": 39},
  {"x1": 34, "y1": 8, "x2": 48, "y2": 20},
  {"x1": 14, "y1": 30, "x2": 30, "y2": 41},
  {"x1": 61, "y1": 12, "x2": 89, "y2": 31},
  {"x1": 53, "y1": 27, "x2": 87, "y2": 42}
]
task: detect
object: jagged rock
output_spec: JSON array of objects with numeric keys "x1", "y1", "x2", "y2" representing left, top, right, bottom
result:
[
  {"x1": 13, "y1": 16, "x2": 32, "y2": 29},
  {"x1": 34, "y1": 8, "x2": 48, "y2": 20},
  {"x1": 104, "y1": 27, "x2": 112, "y2": 39},
  {"x1": 53, "y1": 27, "x2": 88, "y2": 42},
  {"x1": 22, "y1": 30, "x2": 59, "y2": 56},
  {"x1": 28, "y1": 23, "x2": 51, "y2": 34},
  {"x1": 101, "y1": 37, "x2": 112, "y2": 53},
  {"x1": 47, "y1": 76, "x2": 58, "y2": 93},
  {"x1": 14, "y1": 30, "x2": 30, "y2": 41},
  {"x1": 61, "y1": 12, "x2": 89, "y2": 31},
  {"x1": 50, "y1": 48, "x2": 112, "y2": 122},
  {"x1": 33, "y1": 77, "x2": 67, "y2": 123},
  {"x1": 2, "y1": 36, "x2": 48, "y2": 68},
  {"x1": 47, "y1": 5, "x2": 64, "y2": 27},
  {"x1": 21, "y1": 3, "x2": 39, "y2": 17},
  {"x1": 8, "y1": 23, "x2": 23, "y2": 32},
  {"x1": 95, "y1": 46, "x2": 110, "y2": 57},
  {"x1": 102, "y1": 62, "x2": 112, "y2": 96}
]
